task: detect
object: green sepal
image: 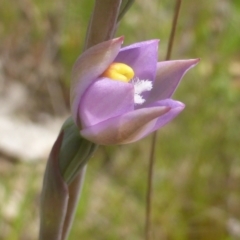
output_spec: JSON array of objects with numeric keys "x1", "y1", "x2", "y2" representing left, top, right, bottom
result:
[{"x1": 59, "y1": 117, "x2": 98, "y2": 184}]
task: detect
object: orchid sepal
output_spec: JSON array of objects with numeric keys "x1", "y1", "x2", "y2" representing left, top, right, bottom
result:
[{"x1": 71, "y1": 37, "x2": 124, "y2": 126}]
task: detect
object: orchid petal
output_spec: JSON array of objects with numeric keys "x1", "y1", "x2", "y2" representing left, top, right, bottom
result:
[
  {"x1": 115, "y1": 40, "x2": 159, "y2": 81},
  {"x1": 144, "y1": 59, "x2": 199, "y2": 105},
  {"x1": 80, "y1": 78, "x2": 134, "y2": 127},
  {"x1": 71, "y1": 37, "x2": 124, "y2": 126},
  {"x1": 143, "y1": 99, "x2": 185, "y2": 136},
  {"x1": 80, "y1": 106, "x2": 171, "y2": 145}
]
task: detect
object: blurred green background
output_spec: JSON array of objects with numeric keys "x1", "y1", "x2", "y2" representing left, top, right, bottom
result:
[{"x1": 0, "y1": 0, "x2": 240, "y2": 239}]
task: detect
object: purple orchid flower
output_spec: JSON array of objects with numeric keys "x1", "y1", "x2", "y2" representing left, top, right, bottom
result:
[{"x1": 70, "y1": 37, "x2": 199, "y2": 145}]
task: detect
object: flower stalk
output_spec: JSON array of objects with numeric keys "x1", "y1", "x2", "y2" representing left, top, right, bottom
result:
[
  {"x1": 84, "y1": 0, "x2": 122, "y2": 50},
  {"x1": 38, "y1": 1, "x2": 132, "y2": 240}
]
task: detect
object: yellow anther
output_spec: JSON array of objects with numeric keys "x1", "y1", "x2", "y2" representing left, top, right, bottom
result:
[{"x1": 101, "y1": 62, "x2": 134, "y2": 82}]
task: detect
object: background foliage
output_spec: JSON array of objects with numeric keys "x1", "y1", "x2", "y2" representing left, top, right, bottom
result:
[{"x1": 0, "y1": 0, "x2": 240, "y2": 239}]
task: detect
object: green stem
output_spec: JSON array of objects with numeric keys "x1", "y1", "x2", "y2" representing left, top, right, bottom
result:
[
  {"x1": 61, "y1": 166, "x2": 87, "y2": 240},
  {"x1": 60, "y1": 1, "x2": 133, "y2": 239},
  {"x1": 84, "y1": 0, "x2": 122, "y2": 50}
]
